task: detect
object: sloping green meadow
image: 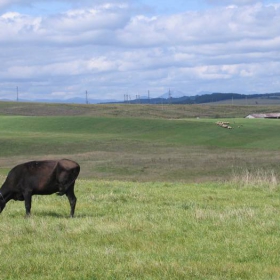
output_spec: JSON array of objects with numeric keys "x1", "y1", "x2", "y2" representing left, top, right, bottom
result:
[
  {"x1": 1, "y1": 180, "x2": 280, "y2": 279},
  {"x1": 0, "y1": 116, "x2": 280, "y2": 181},
  {"x1": 1, "y1": 116, "x2": 280, "y2": 153},
  {"x1": 1, "y1": 116, "x2": 280, "y2": 279}
]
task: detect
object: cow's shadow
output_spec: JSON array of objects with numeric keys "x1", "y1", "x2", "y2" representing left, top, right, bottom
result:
[
  {"x1": 35, "y1": 211, "x2": 95, "y2": 218},
  {"x1": 36, "y1": 211, "x2": 65, "y2": 218}
]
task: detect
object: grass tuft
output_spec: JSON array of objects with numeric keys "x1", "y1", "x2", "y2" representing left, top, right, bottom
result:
[{"x1": 230, "y1": 168, "x2": 279, "y2": 190}]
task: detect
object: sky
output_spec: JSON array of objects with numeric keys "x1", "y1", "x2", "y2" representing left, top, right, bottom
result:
[{"x1": 0, "y1": 0, "x2": 280, "y2": 101}]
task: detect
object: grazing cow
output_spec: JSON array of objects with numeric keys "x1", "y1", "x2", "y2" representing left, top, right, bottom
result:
[{"x1": 0, "y1": 159, "x2": 80, "y2": 217}]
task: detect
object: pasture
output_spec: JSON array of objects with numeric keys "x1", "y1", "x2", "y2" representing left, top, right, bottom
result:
[
  {"x1": 1, "y1": 103, "x2": 280, "y2": 279},
  {"x1": 1, "y1": 114, "x2": 280, "y2": 182},
  {"x1": 1, "y1": 180, "x2": 280, "y2": 279},
  {"x1": 0, "y1": 101, "x2": 280, "y2": 119}
]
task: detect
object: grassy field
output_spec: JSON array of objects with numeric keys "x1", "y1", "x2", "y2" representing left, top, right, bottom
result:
[
  {"x1": 1, "y1": 102, "x2": 280, "y2": 279},
  {"x1": 0, "y1": 101, "x2": 280, "y2": 118},
  {"x1": 1, "y1": 179, "x2": 280, "y2": 279},
  {"x1": 1, "y1": 115, "x2": 280, "y2": 182}
]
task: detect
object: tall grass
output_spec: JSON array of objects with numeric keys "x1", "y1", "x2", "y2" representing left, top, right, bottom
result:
[
  {"x1": 1, "y1": 179, "x2": 280, "y2": 279},
  {"x1": 230, "y1": 168, "x2": 279, "y2": 190}
]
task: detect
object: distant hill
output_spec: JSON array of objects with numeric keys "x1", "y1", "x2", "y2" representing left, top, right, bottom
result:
[
  {"x1": 2, "y1": 92, "x2": 280, "y2": 105},
  {"x1": 116, "y1": 92, "x2": 280, "y2": 105},
  {"x1": 0, "y1": 100, "x2": 280, "y2": 118}
]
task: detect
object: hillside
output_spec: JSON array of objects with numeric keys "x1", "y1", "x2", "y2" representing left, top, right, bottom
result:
[
  {"x1": 1, "y1": 115, "x2": 280, "y2": 182},
  {"x1": 1, "y1": 101, "x2": 280, "y2": 119}
]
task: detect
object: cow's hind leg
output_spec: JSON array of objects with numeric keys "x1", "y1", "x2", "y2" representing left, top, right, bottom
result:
[
  {"x1": 23, "y1": 191, "x2": 32, "y2": 217},
  {"x1": 66, "y1": 183, "x2": 77, "y2": 218}
]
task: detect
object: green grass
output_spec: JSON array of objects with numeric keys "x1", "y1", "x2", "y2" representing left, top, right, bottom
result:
[
  {"x1": 1, "y1": 106, "x2": 280, "y2": 279},
  {"x1": 0, "y1": 116, "x2": 279, "y2": 150},
  {"x1": 1, "y1": 116, "x2": 280, "y2": 149},
  {"x1": 1, "y1": 116, "x2": 280, "y2": 182},
  {"x1": 1, "y1": 179, "x2": 280, "y2": 279}
]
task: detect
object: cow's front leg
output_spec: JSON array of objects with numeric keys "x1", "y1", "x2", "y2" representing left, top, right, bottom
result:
[{"x1": 23, "y1": 192, "x2": 32, "y2": 217}]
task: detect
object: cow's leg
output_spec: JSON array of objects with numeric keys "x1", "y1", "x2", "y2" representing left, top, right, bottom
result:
[
  {"x1": 66, "y1": 184, "x2": 77, "y2": 218},
  {"x1": 23, "y1": 192, "x2": 32, "y2": 217}
]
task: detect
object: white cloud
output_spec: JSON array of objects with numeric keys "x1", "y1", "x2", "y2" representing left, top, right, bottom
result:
[
  {"x1": 207, "y1": 0, "x2": 261, "y2": 6},
  {"x1": 0, "y1": 1, "x2": 280, "y2": 100}
]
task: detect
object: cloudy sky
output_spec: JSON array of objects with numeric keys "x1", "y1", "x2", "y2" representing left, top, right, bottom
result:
[{"x1": 0, "y1": 0, "x2": 280, "y2": 101}]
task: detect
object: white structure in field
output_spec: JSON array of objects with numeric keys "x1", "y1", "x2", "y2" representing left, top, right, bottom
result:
[{"x1": 246, "y1": 113, "x2": 280, "y2": 119}]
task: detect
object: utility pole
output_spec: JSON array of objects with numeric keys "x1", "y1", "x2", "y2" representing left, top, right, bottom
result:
[
  {"x1": 168, "y1": 88, "x2": 172, "y2": 105},
  {"x1": 86, "y1": 90, "x2": 89, "y2": 104},
  {"x1": 16, "y1": 86, "x2": 19, "y2": 102},
  {"x1": 125, "y1": 94, "x2": 129, "y2": 104}
]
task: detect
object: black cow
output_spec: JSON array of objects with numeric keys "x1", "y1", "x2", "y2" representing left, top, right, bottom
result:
[{"x1": 0, "y1": 159, "x2": 80, "y2": 217}]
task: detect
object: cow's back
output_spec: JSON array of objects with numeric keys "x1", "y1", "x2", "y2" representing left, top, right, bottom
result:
[
  {"x1": 23, "y1": 160, "x2": 58, "y2": 191},
  {"x1": 58, "y1": 159, "x2": 80, "y2": 171},
  {"x1": 1, "y1": 160, "x2": 57, "y2": 194}
]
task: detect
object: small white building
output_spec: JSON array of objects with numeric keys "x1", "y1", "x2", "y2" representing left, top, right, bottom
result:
[{"x1": 246, "y1": 113, "x2": 280, "y2": 119}]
